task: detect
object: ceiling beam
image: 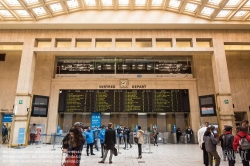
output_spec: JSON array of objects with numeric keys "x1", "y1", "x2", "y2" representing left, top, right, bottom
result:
[
  {"x1": 0, "y1": 14, "x2": 3, "y2": 21},
  {"x1": 0, "y1": 0, "x2": 20, "y2": 21},
  {"x1": 97, "y1": 0, "x2": 102, "y2": 10},
  {"x1": 163, "y1": 0, "x2": 170, "y2": 11},
  {"x1": 195, "y1": 0, "x2": 208, "y2": 17},
  {"x1": 243, "y1": 11, "x2": 250, "y2": 21},
  {"x1": 130, "y1": 0, "x2": 134, "y2": 10},
  {"x1": 18, "y1": 0, "x2": 37, "y2": 21},
  {"x1": 147, "y1": 0, "x2": 151, "y2": 10},
  {"x1": 227, "y1": 0, "x2": 248, "y2": 21},
  {"x1": 60, "y1": 0, "x2": 69, "y2": 14},
  {"x1": 211, "y1": 0, "x2": 229, "y2": 21},
  {"x1": 114, "y1": 0, "x2": 118, "y2": 10},
  {"x1": 38, "y1": 0, "x2": 53, "y2": 17},
  {"x1": 179, "y1": 0, "x2": 187, "y2": 13},
  {"x1": 77, "y1": 0, "x2": 86, "y2": 10}
]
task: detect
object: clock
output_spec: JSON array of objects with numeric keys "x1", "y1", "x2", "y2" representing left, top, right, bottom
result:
[{"x1": 120, "y1": 79, "x2": 129, "y2": 88}]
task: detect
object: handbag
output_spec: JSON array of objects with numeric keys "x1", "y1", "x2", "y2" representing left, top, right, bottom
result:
[
  {"x1": 62, "y1": 152, "x2": 78, "y2": 166},
  {"x1": 113, "y1": 147, "x2": 118, "y2": 156},
  {"x1": 134, "y1": 137, "x2": 138, "y2": 144}
]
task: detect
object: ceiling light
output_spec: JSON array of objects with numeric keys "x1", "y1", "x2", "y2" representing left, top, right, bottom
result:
[
  {"x1": 185, "y1": 3, "x2": 198, "y2": 12},
  {"x1": 226, "y1": 0, "x2": 241, "y2": 6},
  {"x1": 67, "y1": 0, "x2": 79, "y2": 8},
  {"x1": 102, "y1": 0, "x2": 112, "y2": 6},
  {"x1": 50, "y1": 3, "x2": 63, "y2": 12},
  {"x1": 234, "y1": 10, "x2": 247, "y2": 17},
  {"x1": 217, "y1": 10, "x2": 230, "y2": 17},
  {"x1": 135, "y1": 0, "x2": 146, "y2": 6},
  {"x1": 201, "y1": 7, "x2": 214, "y2": 16},
  {"x1": 169, "y1": 0, "x2": 181, "y2": 8},
  {"x1": 23, "y1": 0, "x2": 39, "y2": 5},
  {"x1": 152, "y1": 0, "x2": 163, "y2": 6},
  {"x1": 118, "y1": 0, "x2": 129, "y2": 5},
  {"x1": 208, "y1": 0, "x2": 221, "y2": 5},
  {"x1": 0, "y1": 10, "x2": 13, "y2": 16},
  {"x1": 85, "y1": 0, "x2": 96, "y2": 6},
  {"x1": 5, "y1": 0, "x2": 21, "y2": 6},
  {"x1": 32, "y1": 7, "x2": 46, "y2": 15},
  {"x1": 15, "y1": 10, "x2": 30, "y2": 16}
]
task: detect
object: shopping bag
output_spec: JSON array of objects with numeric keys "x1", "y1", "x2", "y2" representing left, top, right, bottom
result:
[
  {"x1": 113, "y1": 147, "x2": 118, "y2": 156},
  {"x1": 62, "y1": 153, "x2": 78, "y2": 166}
]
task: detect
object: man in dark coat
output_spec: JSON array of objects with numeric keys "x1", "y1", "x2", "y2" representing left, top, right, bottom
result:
[{"x1": 99, "y1": 122, "x2": 116, "y2": 164}]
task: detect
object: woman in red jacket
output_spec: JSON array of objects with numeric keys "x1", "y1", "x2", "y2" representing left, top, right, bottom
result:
[{"x1": 233, "y1": 127, "x2": 250, "y2": 166}]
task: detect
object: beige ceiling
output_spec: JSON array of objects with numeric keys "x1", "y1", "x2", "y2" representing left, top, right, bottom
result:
[{"x1": 0, "y1": 0, "x2": 250, "y2": 29}]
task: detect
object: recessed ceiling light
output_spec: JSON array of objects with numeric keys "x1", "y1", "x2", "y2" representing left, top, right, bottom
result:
[
  {"x1": 217, "y1": 10, "x2": 230, "y2": 17},
  {"x1": 50, "y1": 3, "x2": 63, "y2": 12},
  {"x1": 85, "y1": 0, "x2": 96, "y2": 6},
  {"x1": 201, "y1": 7, "x2": 214, "y2": 16},
  {"x1": 118, "y1": 0, "x2": 129, "y2": 6},
  {"x1": 5, "y1": 0, "x2": 21, "y2": 6},
  {"x1": 0, "y1": 10, "x2": 13, "y2": 16},
  {"x1": 102, "y1": 0, "x2": 112, "y2": 6},
  {"x1": 185, "y1": 3, "x2": 198, "y2": 12},
  {"x1": 23, "y1": 0, "x2": 39, "y2": 5},
  {"x1": 169, "y1": 0, "x2": 181, "y2": 8},
  {"x1": 235, "y1": 10, "x2": 247, "y2": 17},
  {"x1": 32, "y1": 7, "x2": 46, "y2": 16},
  {"x1": 67, "y1": 0, "x2": 79, "y2": 8},
  {"x1": 226, "y1": 0, "x2": 241, "y2": 6},
  {"x1": 152, "y1": 0, "x2": 163, "y2": 6},
  {"x1": 208, "y1": 0, "x2": 221, "y2": 5},
  {"x1": 135, "y1": 0, "x2": 146, "y2": 6},
  {"x1": 15, "y1": 10, "x2": 30, "y2": 16}
]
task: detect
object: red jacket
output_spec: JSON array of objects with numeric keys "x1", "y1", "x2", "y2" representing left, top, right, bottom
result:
[{"x1": 233, "y1": 131, "x2": 250, "y2": 151}]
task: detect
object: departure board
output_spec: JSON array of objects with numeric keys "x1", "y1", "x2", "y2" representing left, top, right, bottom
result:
[{"x1": 58, "y1": 90, "x2": 190, "y2": 112}]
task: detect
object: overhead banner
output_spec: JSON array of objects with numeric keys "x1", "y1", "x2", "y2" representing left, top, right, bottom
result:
[
  {"x1": 2, "y1": 114, "x2": 13, "y2": 122},
  {"x1": 91, "y1": 112, "x2": 101, "y2": 129}
]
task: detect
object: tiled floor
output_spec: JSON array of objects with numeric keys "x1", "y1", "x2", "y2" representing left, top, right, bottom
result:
[{"x1": 0, "y1": 143, "x2": 244, "y2": 166}]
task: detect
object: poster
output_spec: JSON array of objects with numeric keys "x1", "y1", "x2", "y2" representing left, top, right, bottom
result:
[{"x1": 91, "y1": 112, "x2": 101, "y2": 129}]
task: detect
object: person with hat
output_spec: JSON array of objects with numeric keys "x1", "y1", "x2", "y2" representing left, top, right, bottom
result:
[
  {"x1": 98, "y1": 125, "x2": 106, "y2": 158},
  {"x1": 223, "y1": 126, "x2": 235, "y2": 166}
]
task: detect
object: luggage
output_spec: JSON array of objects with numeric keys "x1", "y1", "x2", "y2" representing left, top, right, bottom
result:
[{"x1": 113, "y1": 147, "x2": 118, "y2": 156}]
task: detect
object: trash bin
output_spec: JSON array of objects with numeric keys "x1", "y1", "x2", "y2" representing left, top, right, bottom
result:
[{"x1": 163, "y1": 137, "x2": 168, "y2": 144}]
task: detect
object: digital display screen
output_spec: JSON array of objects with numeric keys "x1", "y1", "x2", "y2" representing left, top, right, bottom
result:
[
  {"x1": 201, "y1": 107, "x2": 215, "y2": 115},
  {"x1": 32, "y1": 95, "x2": 49, "y2": 117},
  {"x1": 58, "y1": 90, "x2": 190, "y2": 113},
  {"x1": 199, "y1": 95, "x2": 216, "y2": 116},
  {"x1": 33, "y1": 107, "x2": 47, "y2": 116}
]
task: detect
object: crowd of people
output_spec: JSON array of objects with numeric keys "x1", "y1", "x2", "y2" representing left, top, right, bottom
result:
[{"x1": 198, "y1": 120, "x2": 250, "y2": 166}]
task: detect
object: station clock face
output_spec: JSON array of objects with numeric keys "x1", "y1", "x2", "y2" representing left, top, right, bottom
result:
[{"x1": 120, "y1": 79, "x2": 129, "y2": 88}]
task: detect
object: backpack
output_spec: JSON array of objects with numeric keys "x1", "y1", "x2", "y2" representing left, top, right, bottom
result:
[{"x1": 237, "y1": 134, "x2": 250, "y2": 150}]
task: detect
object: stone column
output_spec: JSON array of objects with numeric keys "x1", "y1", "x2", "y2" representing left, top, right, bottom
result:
[
  {"x1": 9, "y1": 39, "x2": 36, "y2": 146},
  {"x1": 211, "y1": 35, "x2": 235, "y2": 133}
]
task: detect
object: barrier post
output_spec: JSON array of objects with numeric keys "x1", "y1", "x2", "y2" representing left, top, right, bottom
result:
[
  {"x1": 117, "y1": 135, "x2": 121, "y2": 154},
  {"x1": 51, "y1": 133, "x2": 56, "y2": 151},
  {"x1": 147, "y1": 134, "x2": 153, "y2": 154}
]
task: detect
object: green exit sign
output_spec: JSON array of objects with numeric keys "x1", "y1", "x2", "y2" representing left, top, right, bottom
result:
[
  {"x1": 224, "y1": 99, "x2": 229, "y2": 104},
  {"x1": 19, "y1": 100, "x2": 23, "y2": 104}
]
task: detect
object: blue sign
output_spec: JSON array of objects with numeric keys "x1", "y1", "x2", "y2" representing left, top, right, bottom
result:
[
  {"x1": 2, "y1": 114, "x2": 13, "y2": 122},
  {"x1": 18, "y1": 128, "x2": 25, "y2": 144},
  {"x1": 91, "y1": 112, "x2": 101, "y2": 129}
]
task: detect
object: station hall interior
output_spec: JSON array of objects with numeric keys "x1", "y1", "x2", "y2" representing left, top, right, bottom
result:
[{"x1": 0, "y1": 0, "x2": 250, "y2": 163}]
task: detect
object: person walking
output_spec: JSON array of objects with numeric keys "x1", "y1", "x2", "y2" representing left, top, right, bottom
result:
[
  {"x1": 29, "y1": 123, "x2": 37, "y2": 145},
  {"x1": 62, "y1": 127, "x2": 84, "y2": 166},
  {"x1": 123, "y1": 126, "x2": 132, "y2": 149},
  {"x1": 2, "y1": 125, "x2": 8, "y2": 144},
  {"x1": 98, "y1": 125, "x2": 106, "y2": 158},
  {"x1": 223, "y1": 126, "x2": 235, "y2": 166},
  {"x1": 203, "y1": 129, "x2": 220, "y2": 166},
  {"x1": 99, "y1": 122, "x2": 116, "y2": 164},
  {"x1": 117, "y1": 125, "x2": 123, "y2": 144},
  {"x1": 198, "y1": 122, "x2": 210, "y2": 166},
  {"x1": 233, "y1": 126, "x2": 250, "y2": 166},
  {"x1": 186, "y1": 126, "x2": 193, "y2": 143},
  {"x1": 219, "y1": 130, "x2": 226, "y2": 161},
  {"x1": 85, "y1": 126, "x2": 96, "y2": 156},
  {"x1": 152, "y1": 126, "x2": 158, "y2": 146},
  {"x1": 135, "y1": 126, "x2": 144, "y2": 159},
  {"x1": 176, "y1": 127, "x2": 182, "y2": 143}
]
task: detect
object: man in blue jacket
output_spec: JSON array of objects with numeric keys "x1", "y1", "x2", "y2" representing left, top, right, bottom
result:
[
  {"x1": 85, "y1": 126, "x2": 96, "y2": 156},
  {"x1": 98, "y1": 125, "x2": 106, "y2": 158}
]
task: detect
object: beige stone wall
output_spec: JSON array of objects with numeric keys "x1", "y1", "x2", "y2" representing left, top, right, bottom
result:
[
  {"x1": 226, "y1": 52, "x2": 250, "y2": 113},
  {"x1": 0, "y1": 52, "x2": 21, "y2": 110},
  {"x1": 30, "y1": 54, "x2": 55, "y2": 128}
]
